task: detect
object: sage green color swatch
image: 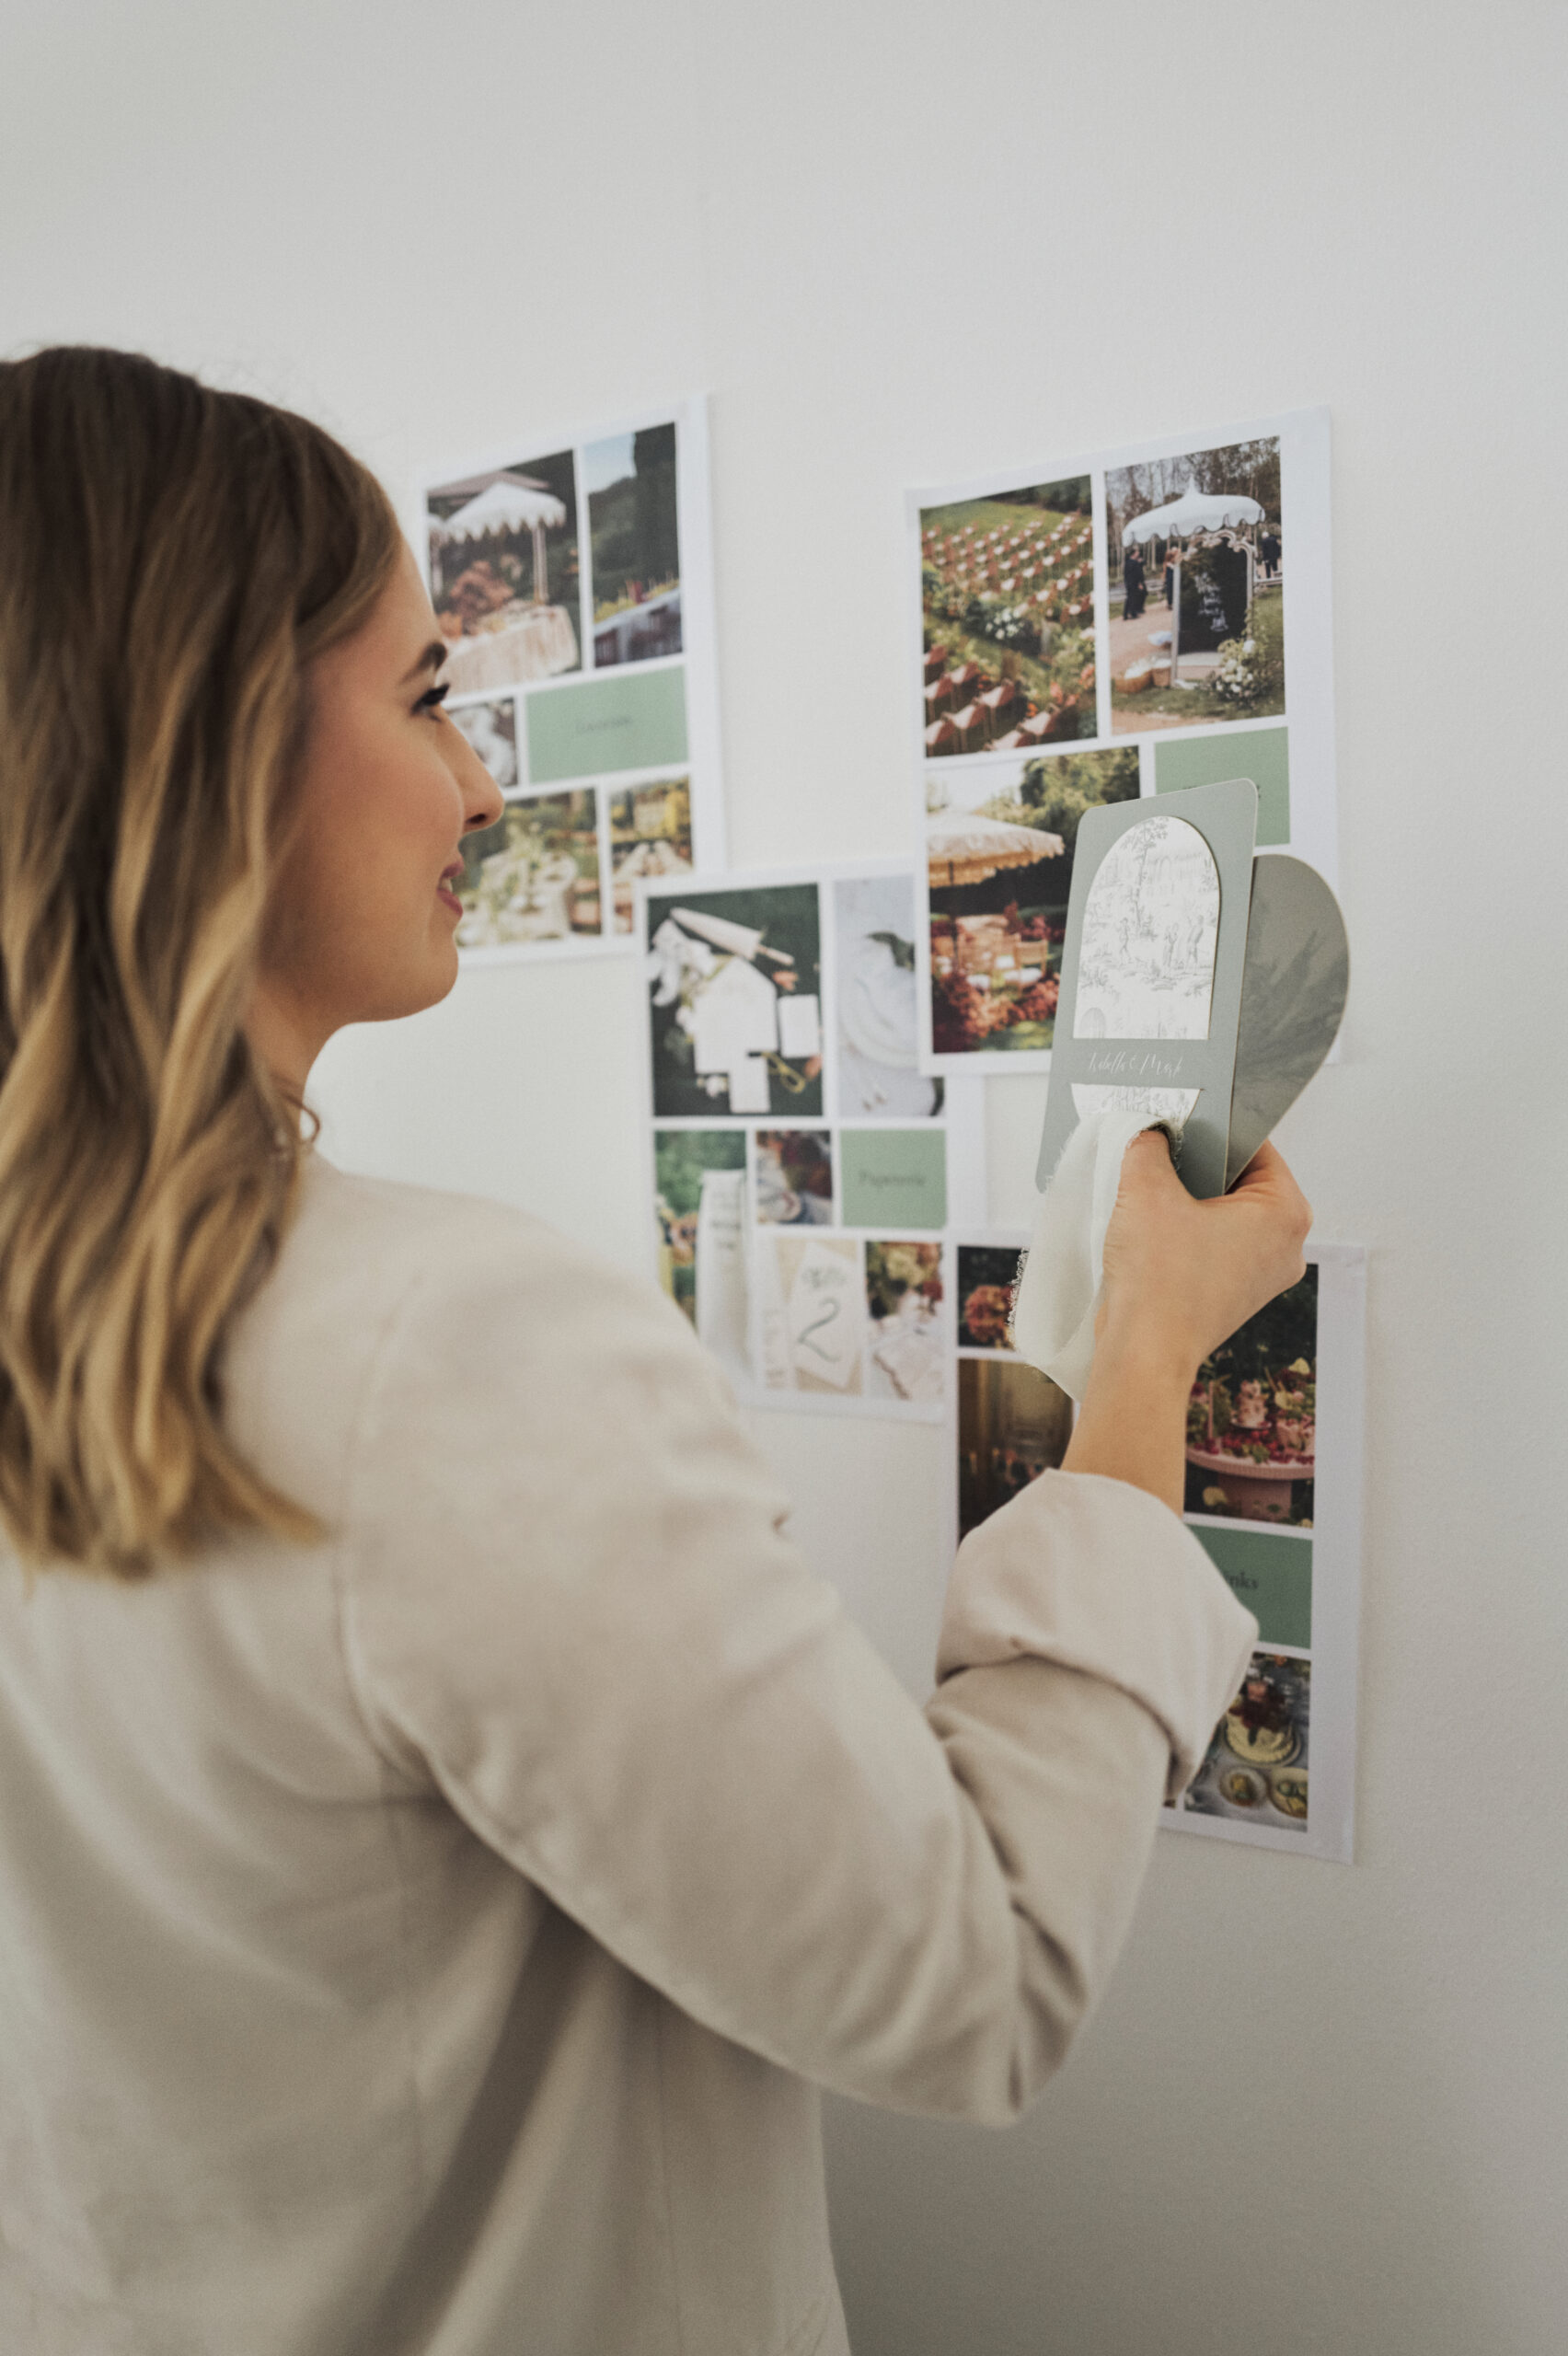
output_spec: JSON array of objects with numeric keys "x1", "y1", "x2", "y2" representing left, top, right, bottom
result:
[
  {"x1": 840, "y1": 1129, "x2": 947, "y2": 1230},
  {"x1": 1157, "y1": 725, "x2": 1290, "y2": 847},
  {"x1": 527, "y1": 665, "x2": 688, "y2": 782},
  {"x1": 1192, "y1": 1523, "x2": 1312, "y2": 1648}
]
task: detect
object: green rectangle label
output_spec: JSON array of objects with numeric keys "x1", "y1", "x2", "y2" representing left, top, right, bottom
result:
[
  {"x1": 840, "y1": 1129, "x2": 947, "y2": 1230},
  {"x1": 527, "y1": 665, "x2": 688, "y2": 782},
  {"x1": 1191, "y1": 1522, "x2": 1312, "y2": 1648},
  {"x1": 1157, "y1": 723, "x2": 1290, "y2": 848}
]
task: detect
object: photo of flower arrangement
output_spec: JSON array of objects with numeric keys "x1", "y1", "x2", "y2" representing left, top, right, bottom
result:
[
  {"x1": 957, "y1": 1245, "x2": 1024, "y2": 1351},
  {"x1": 919, "y1": 477, "x2": 1099, "y2": 756},
  {"x1": 755, "y1": 1130, "x2": 834, "y2": 1226},
  {"x1": 427, "y1": 451, "x2": 582, "y2": 698},
  {"x1": 865, "y1": 1242, "x2": 944, "y2": 1404},
  {"x1": 609, "y1": 777, "x2": 693, "y2": 933},
  {"x1": 1185, "y1": 1267, "x2": 1317, "y2": 1527},
  {"x1": 450, "y1": 695, "x2": 519, "y2": 792},
  {"x1": 653, "y1": 1129, "x2": 745, "y2": 1327},
  {"x1": 928, "y1": 746, "x2": 1140, "y2": 1058},
  {"x1": 1105, "y1": 438, "x2": 1284, "y2": 734},
  {"x1": 645, "y1": 884, "x2": 824, "y2": 1120},
  {"x1": 456, "y1": 790, "x2": 601, "y2": 949},
  {"x1": 1183, "y1": 1651, "x2": 1310, "y2": 1828},
  {"x1": 958, "y1": 1357, "x2": 1073, "y2": 1540},
  {"x1": 584, "y1": 423, "x2": 682, "y2": 669}
]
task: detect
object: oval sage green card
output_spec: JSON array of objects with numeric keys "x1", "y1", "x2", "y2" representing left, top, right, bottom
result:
[{"x1": 1226, "y1": 854, "x2": 1349, "y2": 1187}]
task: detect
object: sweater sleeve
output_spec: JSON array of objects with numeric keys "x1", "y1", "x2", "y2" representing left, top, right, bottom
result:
[{"x1": 339, "y1": 1226, "x2": 1256, "y2": 2126}]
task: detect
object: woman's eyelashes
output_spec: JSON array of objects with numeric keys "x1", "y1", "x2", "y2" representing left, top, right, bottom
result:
[{"x1": 416, "y1": 680, "x2": 451, "y2": 717}]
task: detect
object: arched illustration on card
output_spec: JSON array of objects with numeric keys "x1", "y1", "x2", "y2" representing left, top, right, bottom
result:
[
  {"x1": 1034, "y1": 778, "x2": 1348, "y2": 1198},
  {"x1": 1036, "y1": 778, "x2": 1257, "y2": 1200}
]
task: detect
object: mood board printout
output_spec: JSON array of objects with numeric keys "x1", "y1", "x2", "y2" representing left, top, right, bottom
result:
[
  {"x1": 418, "y1": 399, "x2": 724, "y2": 963},
  {"x1": 640, "y1": 861, "x2": 985, "y2": 1423},
  {"x1": 951, "y1": 1234, "x2": 1366, "y2": 1863},
  {"x1": 910, "y1": 408, "x2": 1334, "y2": 1076}
]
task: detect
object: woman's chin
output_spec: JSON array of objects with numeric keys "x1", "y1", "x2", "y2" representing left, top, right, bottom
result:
[
  {"x1": 426, "y1": 935, "x2": 462, "y2": 1003},
  {"x1": 384, "y1": 934, "x2": 462, "y2": 1020}
]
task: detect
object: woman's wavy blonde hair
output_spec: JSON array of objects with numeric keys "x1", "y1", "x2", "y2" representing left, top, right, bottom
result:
[{"x1": 0, "y1": 347, "x2": 400, "y2": 1576}]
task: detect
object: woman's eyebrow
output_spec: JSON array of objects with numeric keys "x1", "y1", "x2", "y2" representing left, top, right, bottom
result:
[{"x1": 398, "y1": 641, "x2": 449, "y2": 686}]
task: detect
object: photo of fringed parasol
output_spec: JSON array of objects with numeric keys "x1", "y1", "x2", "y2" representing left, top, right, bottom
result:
[{"x1": 926, "y1": 810, "x2": 1066, "y2": 889}]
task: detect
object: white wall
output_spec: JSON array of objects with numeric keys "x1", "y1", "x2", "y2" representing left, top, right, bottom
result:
[{"x1": 6, "y1": 4, "x2": 1565, "y2": 2347}]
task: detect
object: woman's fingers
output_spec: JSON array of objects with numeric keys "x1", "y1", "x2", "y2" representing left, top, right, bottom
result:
[
  {"x1": 1101, "y1": 1129, "x2": 1313, "y2": 1371},
  {"x1": 1113, "y1": 1125, "x2": 1182, "y2": 1210},
  {"x1": 1225, "y1": 1142, "x2": 1312, "y2": 1288},
  {"x1": 1230, "y1": 1139, "x2": 1311, "y2": 1226}
]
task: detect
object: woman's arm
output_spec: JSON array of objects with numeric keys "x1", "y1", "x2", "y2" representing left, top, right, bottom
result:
[
  {"x1": 336, "y1": 1161, "x2": 1300, "y2": 2127},
  {"x1": 1065, "y1": 1137, "x2": 1312, "y2": 1515}
]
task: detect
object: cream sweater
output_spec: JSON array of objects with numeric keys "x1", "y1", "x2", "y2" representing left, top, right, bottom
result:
[{"x1": 0, "y1": 1157, "x2": 1255, "y2": 2356}]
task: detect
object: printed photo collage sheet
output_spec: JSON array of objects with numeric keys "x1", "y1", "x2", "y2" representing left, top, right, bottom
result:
[
  {"x1": 418, "y1": 398, "x2": 724, "y2": 959},
  {"x1": 640, "y1": 860, "x2": 986, "y2": 1423},
  {"x1": 920, "y1": 406, "x2": 1364, "y2": 1859}
]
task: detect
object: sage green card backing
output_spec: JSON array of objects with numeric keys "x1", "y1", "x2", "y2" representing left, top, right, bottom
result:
[
  {"x1": 840, "y1": 1129, "x2": 947, "y2": 1230},
  {"x1": 1193, "y1": 1524, "x2": 1312, "y2": 1649},
  {"x1": 527, "y1": 665, "x2": 688, "y2": 781},
  {"x1": 1225, "y1": 853, "x2": 1350, "y2": 1186},
  {"x1": 1034, "y1": 776, "x2": 1260, "y2": 1200},
  {"x1": 1158, "y1": 725, "x2": 1290, "y2": 847}
]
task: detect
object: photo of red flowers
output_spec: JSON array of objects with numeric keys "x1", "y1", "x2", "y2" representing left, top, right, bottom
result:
[
  {"x1": 956, "y1": 1245, "x2": 1023, "y2": 1351},
  {"x1": 927, "y1": 746, "x2": 1139, "y2": 1058}
]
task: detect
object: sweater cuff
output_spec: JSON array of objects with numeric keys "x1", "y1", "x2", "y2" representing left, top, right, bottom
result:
[{"x1": 937, "y1": 1470, "x2": 1258, "y2": 1801}]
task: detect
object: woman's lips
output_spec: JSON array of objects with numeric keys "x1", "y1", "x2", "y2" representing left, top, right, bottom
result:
[{"x1": 437, "y1": 863, "x2": 464, "y2": 916}]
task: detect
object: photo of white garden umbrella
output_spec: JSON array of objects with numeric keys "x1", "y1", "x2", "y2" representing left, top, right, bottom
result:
[
  {"x1": 1122, "y1": 491, "x2": 1264, "y2": 545},
  {"x1": 1122, "y1": 491, "x2": 1264, "y2": 687},
  {"x1": 440, "y1": 475, "x2": 569, "y2": 606},
  {"x1": 670, "y1": 907, "x2": 796, "y2": 967},
  {"x1": 927, "y1": 811, "x2": 1065, "y2": 889}
]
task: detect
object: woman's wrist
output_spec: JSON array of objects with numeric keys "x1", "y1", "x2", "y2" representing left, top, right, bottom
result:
[
  {"x1": 1091, "y1": 1303, "x2": 1202, "y2": 1396},
  {"x1": 1061, "y1": 1317, "x2": 1197, "y2": 1518}
]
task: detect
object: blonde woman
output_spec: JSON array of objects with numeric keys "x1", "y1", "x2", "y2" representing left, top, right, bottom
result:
[{"x1": 0, "y1": 348, "x2": 1309, "y2": 2356}]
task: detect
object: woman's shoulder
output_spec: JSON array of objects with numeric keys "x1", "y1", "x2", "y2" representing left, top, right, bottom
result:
[
  {"x1": 286, "y1": 1153, "x2": 688, "y2": 1359},
  {"x1": 225, "y1": 1154, "x2": 699, "y2": 1515},
  {"x1": 289, "y1": 1152, "x2": 640, "y2": 1294}
]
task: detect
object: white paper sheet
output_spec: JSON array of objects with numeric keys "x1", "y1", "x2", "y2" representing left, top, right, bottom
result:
[
  {"x1": 726, "y1": 1055, "x2": 771, "y2": 1113},
  {"x1": 777, "y1": 993, "x2": 822, "y2": 1059},
  {"x1": 691, "y1": 958, "x2": 779, "y2": 1073}
]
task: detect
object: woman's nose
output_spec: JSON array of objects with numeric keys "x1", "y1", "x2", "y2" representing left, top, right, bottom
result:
[{"x1": 454, "y1": 727, "x2": 505, "y2": 829}]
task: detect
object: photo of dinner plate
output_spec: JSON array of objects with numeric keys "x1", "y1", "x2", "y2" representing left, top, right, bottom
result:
[
  {"x1": 1225, "y1": 1715, "x2": 1300, "y2": 1770},
  {"x1": 1216, "y1": 1764, "x2": 1268, "y2": 1810}
]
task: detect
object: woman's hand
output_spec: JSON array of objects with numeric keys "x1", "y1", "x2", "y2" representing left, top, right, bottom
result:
[
  {"x1": 1063, "y1": 1137, "x2": 1312, "y2": 1517},
  {"x1": 1098, "y1": 1135, "x2": 1312, "y2": 1375}
]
